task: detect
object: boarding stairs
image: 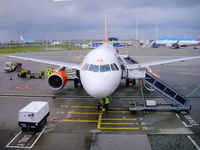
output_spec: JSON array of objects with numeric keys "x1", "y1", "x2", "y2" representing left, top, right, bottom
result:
[
  {"x1": 118, "y1": 53, "x2": 191, "y2": 111},
  {"x1": 144, "y1": 72, "x2": 191, "y2": 110}
]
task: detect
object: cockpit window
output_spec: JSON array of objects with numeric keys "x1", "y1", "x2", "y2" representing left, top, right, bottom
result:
[
  {"x1": 89, "y1": 64, "x2": 99, "y2": 72},
  {"x1": 82, "y1": 63, "x2": 89, "y2": 71},
  {"x1": 100, "y1": 64, "x2": 110, "y2": 72},
  {"x1": 86, "y1": 64, "x2": 118, "y2": 72},
  {"x1": 111, "y1": 63, "x2": 119, "y2": 71}
]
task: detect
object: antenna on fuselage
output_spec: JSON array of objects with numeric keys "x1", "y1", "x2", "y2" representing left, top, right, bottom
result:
[{"x1": 104, "y1": 13, "x2": 108, "y2": 44}]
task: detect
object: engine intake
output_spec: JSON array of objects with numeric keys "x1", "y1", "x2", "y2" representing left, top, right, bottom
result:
[{"x1": 48, "y1": 70, "x2": 68, "y2": 90}]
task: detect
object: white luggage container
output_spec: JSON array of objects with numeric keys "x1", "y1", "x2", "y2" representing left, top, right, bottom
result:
[{"x1": 18, "y1": 101, "x2": 49, "y2": 132}]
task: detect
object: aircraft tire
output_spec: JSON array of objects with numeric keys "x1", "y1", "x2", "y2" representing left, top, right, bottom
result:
[{"x1": 126, "y1": 79, "x2": 130, "y2": 86}]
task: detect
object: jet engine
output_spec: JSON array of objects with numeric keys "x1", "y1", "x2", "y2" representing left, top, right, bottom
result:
[{"x1": 48, "y1": 70, "x2": 68, "y2": 90}]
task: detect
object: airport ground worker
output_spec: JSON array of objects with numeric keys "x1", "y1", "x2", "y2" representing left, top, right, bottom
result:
[
  {"x1": 46, "y1": 67, "x2": 51, "y2": 76},
  {"x1": 104, "y1": 97, "x2": 110, "y2": 112},
  {"x1": 98, "y1": 100, "x2": 102, "y2": 111},
  {"x1": 47, "y1": 68, "x2": 50, "y2": 76},
  {"x1": 49, "y1": 68, "x2": 52, "y2": 75},
  {"x1": 49, "y1": 67, "x2": 56, "y2": 75},
  {"x1": 52, "y1": 68, "x2": 56, "y2": 74},
  {"x1": 46, "y1": 67, "x2": 56, "y2": 76}
]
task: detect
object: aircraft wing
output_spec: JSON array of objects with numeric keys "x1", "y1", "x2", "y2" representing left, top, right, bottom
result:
[
  {"x1": 6, "y1": 55, "x2": 81, "y2": 70},
  {"x1": 128, "y1": 56, "x2": 200, "y2": 69}
]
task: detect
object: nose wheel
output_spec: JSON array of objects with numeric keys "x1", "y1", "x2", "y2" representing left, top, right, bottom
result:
[
  {"x1": 126, "y1": 79, "x2": 136, "y2": 86},
  {"x1": 98, "y1": 100, "x2": 102, "y2": 111},
  {"x1": 97, "y1": 98, "x2": 109, "y2": 113}
]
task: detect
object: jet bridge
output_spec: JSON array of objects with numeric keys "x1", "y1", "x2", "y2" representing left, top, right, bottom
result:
[
  {"x1": 118, "y1": 53, "x2": 146, "y2": 85},
  {"x1": 118, "y1": 53, "x2": 191, "y2": 111}
]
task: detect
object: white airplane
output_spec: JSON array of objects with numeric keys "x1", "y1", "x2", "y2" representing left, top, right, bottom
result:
[
  {"x1": 152, "y1": 40, "x2": 200, "y2": 48},
  {"x1": 7, "y1": 16, "x2": 200, "y2": 98},
  {"x1": 20, "y1": 36, "x2": 36, "y2": 43}
]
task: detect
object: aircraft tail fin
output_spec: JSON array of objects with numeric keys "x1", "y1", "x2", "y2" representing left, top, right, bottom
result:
[
  {"x1": 20, "y1": 36, "x2": 24, "y2": 41},
  {"x1": 104, "y1": 14, "x2": 108, "y2": 44}
]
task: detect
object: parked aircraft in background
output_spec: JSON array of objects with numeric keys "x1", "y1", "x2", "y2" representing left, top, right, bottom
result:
[
  {"x1": 20, "y1": 36, "x2": 36, "y2": 43},
  {"x1": 151, "y1": 37, "x2": 200, "y2": 48},
  {"x1": 7, "y1": 17, "x2": 200, "y2": 99}
]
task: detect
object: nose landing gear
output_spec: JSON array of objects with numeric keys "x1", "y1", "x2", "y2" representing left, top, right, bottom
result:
[{"x1": 97, "y1": 97, "x2": 110, "y2": 113}]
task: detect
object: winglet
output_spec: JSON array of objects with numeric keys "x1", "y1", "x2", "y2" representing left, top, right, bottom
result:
[{"x1": 104, "y1": 13, "x2": 108, "y2": 44}]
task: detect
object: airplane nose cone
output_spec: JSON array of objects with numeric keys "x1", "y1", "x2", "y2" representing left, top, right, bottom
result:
[
  {"x1": 81, "y1": 74, "x2": 120, "y2": 98},
  {"x1": 80, "y1": 70, "x2": 122, "y2": 98},
  {"x1": 85, "y1": 78, "x2": 113, "y2": 98}
]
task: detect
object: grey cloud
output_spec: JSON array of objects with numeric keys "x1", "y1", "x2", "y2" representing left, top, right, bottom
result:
[{"x1": 0, "y1": 0, "x2": 200, "y2": 40}]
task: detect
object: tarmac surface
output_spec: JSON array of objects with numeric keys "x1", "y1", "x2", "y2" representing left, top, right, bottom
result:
[{"x1": 0, "y1": 46, "x2": 200, "y2": 150}]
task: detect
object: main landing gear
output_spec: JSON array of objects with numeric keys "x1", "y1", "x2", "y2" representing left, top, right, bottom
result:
[
  {"x1": 74, "y1": 78, "x2": 82, "y2": 87},
  {"x1": 126, "y1": 79, "x2": 136, "y2": 86}
]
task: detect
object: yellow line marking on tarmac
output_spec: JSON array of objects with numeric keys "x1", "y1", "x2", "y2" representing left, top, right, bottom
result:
[
  {"x1": 101, "y1": 118, "x2": 137, "y2": 121},
  {"x1": 107, "y1": 111, "x2": 130, "y2": 113},
  {"x1": 71, "y1": 106, "x2": 97, "y2": 108},
  {"x1": 99, "y1": 127, "x2": 140, "y2": 130},
  {"x1": 70, "y1": 106, "x2": 128, "y2": 110},
  {"x1": 109, "y1": 108, "x2": 128, "y2": 110},
  {"x1": 97, "y1": 113, "x2": 102, "y2": 129},
  {"x1": 68, "y1": 112, "x2": 99, "y2": 115},
  {"x1": 101, "y1": 123, "x2": 139, "y2": 125},
  {"x1": 62, "y1": 119, "x2": 98, "y2": 122},
  {"x1": 187, "y1": 84, "x2": 200, "y2": 97}
]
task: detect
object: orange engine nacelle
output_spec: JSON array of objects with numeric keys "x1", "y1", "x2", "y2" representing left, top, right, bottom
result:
[{"x1": 48, "y1": 70, "x2": 68, "y2": 90}]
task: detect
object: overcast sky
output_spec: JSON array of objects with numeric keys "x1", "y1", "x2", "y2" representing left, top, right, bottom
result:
[{"x1": 0, "y1": 0, "x2": 200, "y2": 41}]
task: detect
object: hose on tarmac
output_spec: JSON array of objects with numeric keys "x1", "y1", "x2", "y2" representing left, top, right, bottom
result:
[
  {"x1": 44, "y1": 116, "x2": 91, "y2": 133},
  {"x1": 144, "y1": 82, "x2": 155, "y2": 92},
  {"x1": 140, "y1": 80, "x2": 155, "y2": 92}
]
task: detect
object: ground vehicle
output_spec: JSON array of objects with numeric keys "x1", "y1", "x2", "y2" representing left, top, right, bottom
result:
[
  {"x1": 17, "y1": 69, "x2": 45, "y2": 78},
  {"x1": 17, "y1": 70, "x2": 31, "y2": 77},
  {"x1": 4, "y1": 62, "x2": 22, "y2": 72},
  {"x1": 18, "y1": 101, "x2": 49, "y2": 132},
  {"x1": 27, "y1": 71, "x2": 45, "y2": 78}
]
